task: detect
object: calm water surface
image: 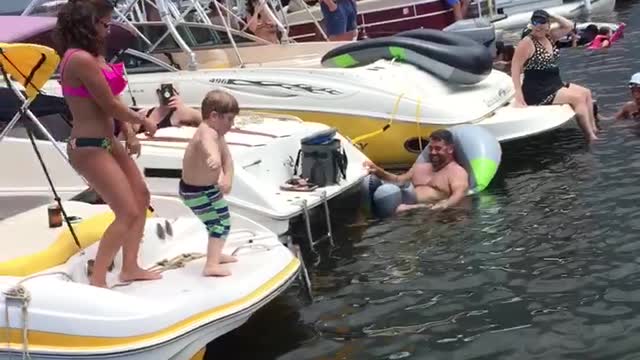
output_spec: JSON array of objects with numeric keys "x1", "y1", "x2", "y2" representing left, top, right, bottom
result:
[{"x1": 208, "y1": 1, "x2": 640, "y2": 359}]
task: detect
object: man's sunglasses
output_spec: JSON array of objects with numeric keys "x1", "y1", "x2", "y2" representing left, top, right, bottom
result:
[{"x1": 630, "y1": 84, "x2": 640, "y2": 90}]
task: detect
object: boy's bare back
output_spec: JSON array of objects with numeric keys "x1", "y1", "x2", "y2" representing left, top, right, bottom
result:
[{"x1": 182, "y1": 123, "x2": 224, "y2": 187}]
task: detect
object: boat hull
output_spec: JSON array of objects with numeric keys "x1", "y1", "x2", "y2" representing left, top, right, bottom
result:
[
  {"x1": 256, "y1": 102, "x2": 575, "y2": 168},
  {"x1": 0, "y1": 200, "x2": 300, "y2": 360}
]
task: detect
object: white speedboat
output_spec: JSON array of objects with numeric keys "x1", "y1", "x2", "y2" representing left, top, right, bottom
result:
[
  {"x1": 18, "y1": 0, "x2": 577, "y2": 170},
  {"x1": 0, "y1": 34, "x2": 369, "y2": 252},
  {"x1": 0, "y1": 44, "x2": 302, "y2": 359},
  {"x1": 0, "y1": 196, "x2": 301, "y2": 360}
]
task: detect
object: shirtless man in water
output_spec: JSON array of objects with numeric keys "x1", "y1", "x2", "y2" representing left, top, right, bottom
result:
[
  {"x1": 614, "y1": 72, "x2": 640, "y2": 120},
  {"x1": 363, "y1": 129, "x2": 469, "y2": 213}
]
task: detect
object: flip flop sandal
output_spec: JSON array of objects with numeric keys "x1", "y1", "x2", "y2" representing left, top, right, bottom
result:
[{"x1": 280, "y1": 177, "x2": 319, "y2": 192}]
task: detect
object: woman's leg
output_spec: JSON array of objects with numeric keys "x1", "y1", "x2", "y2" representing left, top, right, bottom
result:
[
  {"x1": 568, "y1": 83, "x2": 599, "y2": 132},
  {"x1": 69, "y1": 147, "x2": 160, "y2": 288},
  {"x1": 109, "y1": 140, "x2": 159, "y2": 283},
  {"x1": 552, "y1": 87, "x2": 598, "y2": 143}
]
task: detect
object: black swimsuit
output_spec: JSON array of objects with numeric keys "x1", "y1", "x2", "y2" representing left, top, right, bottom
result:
[{"x1": 522, "y1": 35, "x2": 568, "y2": 106}]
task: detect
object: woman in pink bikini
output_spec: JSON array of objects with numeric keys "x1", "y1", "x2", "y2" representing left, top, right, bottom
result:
[{"x1": 54, "y1": 0, "x2": 161, "y2": 288}]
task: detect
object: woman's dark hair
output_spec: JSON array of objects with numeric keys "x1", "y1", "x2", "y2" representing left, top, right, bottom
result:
[
  {"x1": 598, "y1": 26, "x2": 611, "y2": 36},
  {"x1": 53, "y1": 0, "x2": 115, "y2": 57}
]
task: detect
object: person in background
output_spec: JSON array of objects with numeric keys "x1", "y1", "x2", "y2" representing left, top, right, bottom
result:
[
  {"x1": 613, "y1": 72, "x2": 640, "y2": 120},
  {"x1": 494, "y1": 41, "x2": 515, "y2": 74},
  {"x1": 130, "y1": 87, "x2": 202, "y2": 136},
  {"x1": 319, "y1": 0, "x2": 358, "y2": 41},
  {"x1": 587, "y1": 23, "x2": 626, "y2": 50},
  {"x1": 510, "y1": 10, "x2": 599, "y2": 143},
  {"x1": 208, "y1": 0, "x2": 240, "y2": 29},
  {"x1": 54, "y1": 0, "x2": 161, "y2": 288},
  {"x1": 246, "y1": 0, "x2": 281, "y2": 43},
  {"x1": 445, "y1": 0, "x2": 470, "y2": 21}
]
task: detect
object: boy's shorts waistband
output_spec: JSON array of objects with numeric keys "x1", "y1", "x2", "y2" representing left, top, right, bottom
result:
[{"x1": 179, "y1": 179, "x2": 219, "y2": 193}]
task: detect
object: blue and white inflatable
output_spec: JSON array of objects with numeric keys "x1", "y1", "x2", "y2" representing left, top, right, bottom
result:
[{"x1": 362, "y1": 124, "x2": 502, "y2": 218}]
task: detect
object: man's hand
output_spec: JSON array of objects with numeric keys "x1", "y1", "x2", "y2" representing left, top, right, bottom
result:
[
  {"x1": 429, "y1": 200, "x2": 449, "y2": 210},
  {"x1": 363, "y1": 159, "x2": 378, "y2": 174},
  {"x1": 167, "y1": 96, "x2": 183, "y2": 110}
]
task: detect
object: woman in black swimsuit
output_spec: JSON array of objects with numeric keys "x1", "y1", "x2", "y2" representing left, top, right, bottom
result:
[
  {"x1": 132, "y1": 88, "x2": 202, "y2": 135},
  {"x1": 511, "y1": 10, "x2": 599, "y2": 143}
]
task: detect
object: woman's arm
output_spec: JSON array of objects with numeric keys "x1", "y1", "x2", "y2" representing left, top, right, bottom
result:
[
  {"x1": 70, "y1": 52, "x2": 144, "y2": 126},
  {"x1": 510, "y1": 39, "x2": 532, "y2": 106},
  {"x1": 550, "y1": 14, "x2": 574, "y2": 41}
]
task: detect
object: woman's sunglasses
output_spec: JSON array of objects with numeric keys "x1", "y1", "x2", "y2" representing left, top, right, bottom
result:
[{"x1": 531, "y1": 17, "x2": 548, "y2": 26}]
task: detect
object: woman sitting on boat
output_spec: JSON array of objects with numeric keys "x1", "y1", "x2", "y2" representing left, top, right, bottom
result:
[
  {"x1": 511, "y1": 9, "x2": 599, "y2": 143},
  {"x1": 129, "y1": 89, "x2": 202, "y2": 135},
  {"x1": 54, "y1": 0, "x2": 162, "y2": 288}
]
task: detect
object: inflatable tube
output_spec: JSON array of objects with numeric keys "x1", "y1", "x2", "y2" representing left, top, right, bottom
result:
[
  {"x1": 321, "y1": 30, "x2": 493, "y2": 85},
  {"x1": 361, "y1": 124, "x2": 502, "y2": 218}
]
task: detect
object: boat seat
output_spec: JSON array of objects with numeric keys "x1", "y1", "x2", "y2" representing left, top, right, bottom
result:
[{"x1": 0, "y1": 201, "x2": 149, "y2": 277}]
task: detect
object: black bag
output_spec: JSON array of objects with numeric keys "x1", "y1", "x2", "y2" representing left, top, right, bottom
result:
[{"x1": 293, "y1": 138, "x2": 348, "y2": 187}]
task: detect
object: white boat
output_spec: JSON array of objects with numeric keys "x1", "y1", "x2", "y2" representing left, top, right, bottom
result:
[
  {"x1": 13, "y1": 0, "x2": 578, "y2": 169},
  {"x1": 0, "y1": 21, "x2": 371, "y2": 251},
  {"x1": 0, "y1": 42, "x2": 302, "y2": 360},
  {"x1": 0, "y1": 196, "x2": 301, "y2": 360}
]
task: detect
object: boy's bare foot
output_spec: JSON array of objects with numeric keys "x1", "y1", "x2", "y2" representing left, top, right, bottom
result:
[
  {"x1": 89, "y1": 276, "x2": 109, "y2": 289},
  {"x1": 203, "y1": 265, "x2": 231, "y2": 277},
  {"x1": 220, "y1": 253, "x2": 238, "y2": 263},
  {"x1": 120, "y1": 267, "x2": 163, "y2": 283}
]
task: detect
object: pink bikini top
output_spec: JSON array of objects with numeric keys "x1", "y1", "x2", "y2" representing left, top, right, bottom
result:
[{"x1": 59, "y1": 48, "x2": 127, "y2": 97}]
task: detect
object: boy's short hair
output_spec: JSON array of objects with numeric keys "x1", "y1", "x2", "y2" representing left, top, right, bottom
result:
[{"x1": 201, "y1": 90, "x2": 240, "y2": 119}]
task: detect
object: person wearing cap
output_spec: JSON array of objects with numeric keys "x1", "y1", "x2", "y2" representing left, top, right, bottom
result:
[
  {"x1": 511, "y1": 9, "x2": 599, "y2": 143},
  {"x1": 613, "y1": 73, "x2": 640, "y2": 120}
]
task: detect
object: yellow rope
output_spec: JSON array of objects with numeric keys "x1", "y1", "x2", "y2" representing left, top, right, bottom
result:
[{"x1": 350, "y1": 93, "x2": 405, "y2": 145}]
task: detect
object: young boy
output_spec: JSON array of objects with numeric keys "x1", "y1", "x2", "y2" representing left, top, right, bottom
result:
[{"x1": 179, "y1": 90, "x2": 239, "y2": 277}]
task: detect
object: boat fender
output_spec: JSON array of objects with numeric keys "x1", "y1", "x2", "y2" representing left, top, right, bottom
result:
[{"x1": 361, "y1": 124, "x2": 501, "y2": 218}]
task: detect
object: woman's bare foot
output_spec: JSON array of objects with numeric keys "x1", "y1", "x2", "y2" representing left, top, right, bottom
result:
[
  {"x1": 203, "y1": 265, "x2": 231, "y2": 277},
  {"x1": 119, "y1": 267, "x2": 163, "y2": 283},
  {"x1": 220, "y1": 253, "x2": 238, "y2": 264}
]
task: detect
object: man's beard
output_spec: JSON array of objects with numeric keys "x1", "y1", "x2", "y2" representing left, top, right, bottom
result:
[{"x1": 430, "y1": 154, "x2": 441, "y2": 167}]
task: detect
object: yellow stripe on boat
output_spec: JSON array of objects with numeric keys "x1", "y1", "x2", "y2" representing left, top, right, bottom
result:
[
  {"x1": 0, "y1": 209, "x2": 153, "y2": 277},
  {"x1": 252, "y1": 109, "x2": 443, "y2": 167},
  {"x1": 1, "y1": 258, "x2": 300, "y2": 352}
]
